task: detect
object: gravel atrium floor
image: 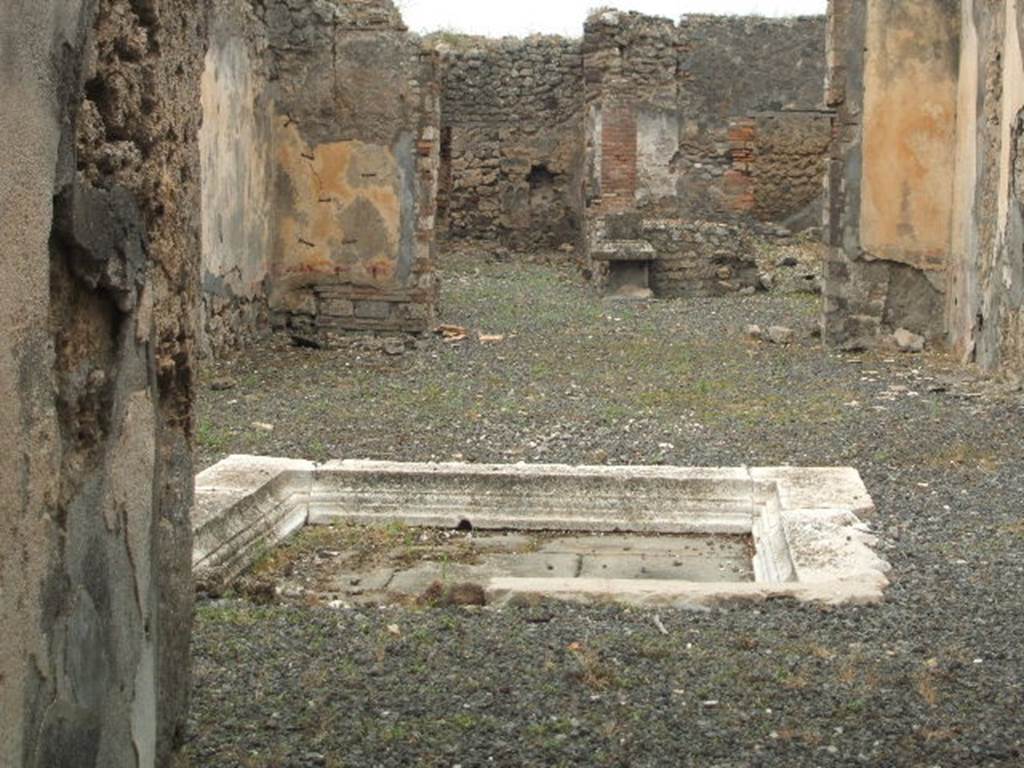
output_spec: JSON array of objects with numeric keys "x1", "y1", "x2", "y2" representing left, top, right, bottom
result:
[{"x1": 182, "y1": 251, "x2": 1024, "y2": 768}]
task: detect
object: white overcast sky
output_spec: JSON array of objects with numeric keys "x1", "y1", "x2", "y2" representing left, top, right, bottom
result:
[{"x1": 398, "y1": 0, "x2": 827, "y2": 37}]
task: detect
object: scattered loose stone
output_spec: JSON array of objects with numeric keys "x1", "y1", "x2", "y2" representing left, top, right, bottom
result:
[
  {"x1": 894, "y1": 328, "x2": 926, "y2": 353},
  {"x1": 765, "y1": 326, "x2": 795, "y2": 345},
  {"x1": 383, "y1": 338, "x2": 406, "y2": 356}
]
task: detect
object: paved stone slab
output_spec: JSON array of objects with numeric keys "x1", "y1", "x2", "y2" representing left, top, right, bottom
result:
[
  {"x1": 387, "y1": 563, "x2": 479, "y2": 594},
  {"x1": 478, "y1": 553, "x2": 580, "y2": 579},
  {"x1": 579, "y1": 553, "x2": 752, "y2": 583},
  {"x1": 327, "y1": 568, "x2": 395, "y2": 595},
  {"x1": 386, "y1": 553, "x2": 580, "y2": 595},
  {"x1": 540, "y1": 534, "x2": 748, "y2": 557},
  {"x1": 469, "y1": 533, "x2": 537, "y2": 554}
]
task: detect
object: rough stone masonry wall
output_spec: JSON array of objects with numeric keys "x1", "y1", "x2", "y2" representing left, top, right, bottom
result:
[
  {"x1": 947, "y1": 0, "x2": 1024, "y2": 373},
  {"x1": 1, "y1": 0, "x2": 204, "y2": 765},
  {"x1": 200, "y1": 0, "x2": 276, "y2": 358},
  {"x1": 823, "y1": 0, "x2": 959, "y2": 349},
  {"x1": 437, "y1": 38, "x2": 585, "y2": 252},
  {"x1": 582, "y1": 11, "x2": 829, "y2": 297},
  {"x1": 267, "y1": 0, "x2": 441, "y2": 335}
]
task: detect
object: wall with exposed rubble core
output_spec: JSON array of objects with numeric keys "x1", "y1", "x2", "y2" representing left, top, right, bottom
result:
[
  {"x1": 0, "y1": 0, "x2": 205, "y2": 765},
  {"x1": 825, "y1": 0, "x2": 1024, "y2": 373},
  {"x1": 581, "y1": 10, "x2": 829, "y2": 297},
  {"x1": 267, "y1": 0, "x2": 441, "y2": 335},
  {"x1": 436, "y1": 37, "x2": 586, "y2": 252}
]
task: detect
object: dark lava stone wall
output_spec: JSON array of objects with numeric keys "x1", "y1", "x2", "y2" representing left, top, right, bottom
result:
[
  {"x1": 675, "y1": 14, "x2": 828, "y2": 226},
  {"x1": 583, "y1": 10, "x2": 829, "y2": 228},
  {"x1": 581, "y1": 10, "x2": 829, "y2": 298}
]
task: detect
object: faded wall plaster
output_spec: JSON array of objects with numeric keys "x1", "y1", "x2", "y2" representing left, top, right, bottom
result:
[
  {"x1": 948, "y1": 0, "x2": 981, "y2": 360},
  {"x1": 265, "y1": 0, "x2": 440, "y2": 334},
  {"x1": 273, "y1": 128, "x2": 410, "y2": 290},
  {"x1": 859, "y1": 0, "x2": 960, "y2": 273},
  {"x1": 985, "y1": 0, "x2": 1024, "y2": 370},
  {"x1": 824, "y1": 0, "x2": 957, "y2": 347},
  {"x1": 0, "y1": 3, "x2": 65, "y2": 764},
  {"x1": 201, "y1": 33, "x2": 273, "y2": 298},
  {"x1": 200, "y1": 4, "x2": 275, "y2": 357}
]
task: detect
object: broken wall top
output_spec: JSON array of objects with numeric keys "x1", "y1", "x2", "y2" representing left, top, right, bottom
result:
[{"x1": 583, "y1": 9, "x2": 826, "y2": 113}]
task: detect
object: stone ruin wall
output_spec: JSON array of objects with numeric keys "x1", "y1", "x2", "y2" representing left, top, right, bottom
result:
[
  {"x1": 1, "y1": 0, "x2": 205, "y2": 765},
  {"x1": 674, "y1": 15, "x2": 830, "y2": 231},
  {"x1": 3, "y1": 4, "x2": 1022, "y2": 767},
  {"x1": 268, "y1": 0, "x2": 441, "y2": 336},
  {"x1": 947, "y1": 0, "x2": 1024, "y2": 373},
  {"x1": 436, "y1": 37, "x2": 586, "y2": 253},
  {"x1": 197, "y1": 6, "x2": 834, "y2": 340},
  {"x1": 201, "y1": 0, "x2": 276, "y2": 358},
  {"x1": 826, "y1": 0, "x2": 1024, "y2": 374},
  {"x1": 199, "y1": 0, "x2": 441, "y2": 350},
  {"x1": 582, "y1": 11, "x2": 830, "y2": 297}
]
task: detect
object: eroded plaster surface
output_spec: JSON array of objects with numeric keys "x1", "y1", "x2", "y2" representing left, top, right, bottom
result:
[
  {"x1": 274, "y1": 130, "x2": 409, "y2": 287},
  {"x1": 859, "y1": 0, "x2": 959, "y2": 272},
  {"x1": 200, "y1": 3, "x2": 275, "y2": 357}
]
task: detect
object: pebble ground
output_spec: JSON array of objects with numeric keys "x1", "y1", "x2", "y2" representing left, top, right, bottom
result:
[{"x1": 183, "y1": 255, "x2": 1024, "y2": 768}]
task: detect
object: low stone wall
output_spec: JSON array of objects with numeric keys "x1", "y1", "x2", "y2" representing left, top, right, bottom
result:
[
  {"x1": 436, "y1": 36, "x2": 585, "y2": 252},
  {"x1": 589, "y1": 214, "x2": 760, "y2": 297}
]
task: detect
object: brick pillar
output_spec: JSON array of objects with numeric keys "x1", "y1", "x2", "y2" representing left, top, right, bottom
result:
[
  {"x1": 600, "y1": 102, "x2": 637, "y2": 210},
  {"x1": 725, "y1": 118, "x2": 756, "y2": 213}
]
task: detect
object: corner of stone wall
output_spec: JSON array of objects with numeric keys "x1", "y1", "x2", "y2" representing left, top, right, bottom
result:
[
  {"x1": 2, "y1": 1, "x2": 205, "y2": 765},
  {"x1": 265, "y1": 0, "x2": 440, "y2": 337}
]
